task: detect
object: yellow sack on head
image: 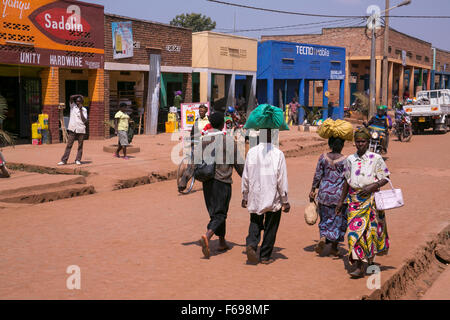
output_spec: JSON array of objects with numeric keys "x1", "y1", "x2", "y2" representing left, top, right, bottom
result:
[{"x1": 317, "y1": 119, "x2": 353, "y2": 141}]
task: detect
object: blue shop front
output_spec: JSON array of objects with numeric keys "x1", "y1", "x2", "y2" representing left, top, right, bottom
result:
[{"x1": 257, "y1": 40, "x2": 346, "y2": 123}]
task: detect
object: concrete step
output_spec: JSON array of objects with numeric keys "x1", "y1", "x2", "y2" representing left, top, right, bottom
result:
[
  {"x1": 0, "y1": 173, "x2": 87, "y2": 197},
  {"x1": 0, "y1": 184, "x2": 96, "y2": 204}
]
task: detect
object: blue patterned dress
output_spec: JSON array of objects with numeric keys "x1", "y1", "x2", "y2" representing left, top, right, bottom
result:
[{"x1": 312, "y1": 153, "x2": 348, "y2": 242}]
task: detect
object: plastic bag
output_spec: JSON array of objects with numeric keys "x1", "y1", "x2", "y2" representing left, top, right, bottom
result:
[
  {"x1": 244, "y1": 104, "x2": 290, "y2": 131},
  {"x1": 304, "y1": 201, "x2": 319, "y2": 225},
  {"x1": 317, "y1": 118, "x2": 353, "y2": 141}
]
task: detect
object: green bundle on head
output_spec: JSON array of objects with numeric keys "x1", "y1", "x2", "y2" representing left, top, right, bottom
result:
[{"x1": 244, "y1": 104, "x2": 290, "y2": 131}]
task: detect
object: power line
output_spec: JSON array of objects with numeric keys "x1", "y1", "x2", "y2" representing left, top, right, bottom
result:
[
  {"x1": 207, "y1": 0, "x2": 366, "y2": 18},
  {"x1": 207, "y1": 0, "x2": 450, "y2": 19},
  {"x1": 217, "y1": 18, "x2": 360, "y2": 33}
]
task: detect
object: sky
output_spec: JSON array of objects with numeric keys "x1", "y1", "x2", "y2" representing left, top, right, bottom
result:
[{"x1": 87, "y1": 0, "x2": 450, "y2": 50}]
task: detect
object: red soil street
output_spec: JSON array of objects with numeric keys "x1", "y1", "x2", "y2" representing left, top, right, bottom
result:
[{"x1": 0, "y1": 132, "x2": 448, "y2": 299}]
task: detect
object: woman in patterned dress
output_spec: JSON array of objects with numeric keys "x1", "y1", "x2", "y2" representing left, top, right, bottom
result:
[
  {"x1": 336, "y1": 127, "x2": 390, "y2": 278},
  {"x1": 309, "y1": 136, "x2": 348, "y2": 256}
]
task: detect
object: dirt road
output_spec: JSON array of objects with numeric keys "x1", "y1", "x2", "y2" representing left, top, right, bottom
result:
[{"x1": 0, "y1": 133, "x2": 449, "y2": 299}]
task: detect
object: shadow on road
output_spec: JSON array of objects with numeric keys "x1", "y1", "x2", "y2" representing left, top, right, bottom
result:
[{"x1": 182, "y1": 239, "x2": 245, "y2": 258}]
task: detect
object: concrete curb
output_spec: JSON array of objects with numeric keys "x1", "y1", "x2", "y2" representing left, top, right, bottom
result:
[
  {"x1": 7, "y1": 162, "x2": 91, "y2": 177},
  {"x1": 362, "y1": 224, "x2": 450, "y2": 300}
]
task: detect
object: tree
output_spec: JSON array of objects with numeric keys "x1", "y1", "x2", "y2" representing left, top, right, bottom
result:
[{"x1": 170, "y1": 13, "x2": 216, "y2": 32}]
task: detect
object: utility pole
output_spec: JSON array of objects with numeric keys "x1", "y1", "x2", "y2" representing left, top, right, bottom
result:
[
  {"x1": 382, "y1": 0, "x2": 390, "y2": 108},
  {"x1": 368, "y1": 12, "x2": 378, "y2": 118},
  {"x1": 367, "y1": 0, "x2": 411, "y2": 118}
]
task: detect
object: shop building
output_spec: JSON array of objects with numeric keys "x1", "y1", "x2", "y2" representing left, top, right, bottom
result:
[
  {"x1": 192, "y1": 31, "x2": 258, "y2": 113},
  {"x1": 257, "y1": 40, "x2": 346, "y2": 122},
  {"x1": 431, "y1": 48, "x2": 450, "y2": 90},
  {"x1": 0, "y1": 0, "x2": 105, "y2": 143},
  {"x1": 262, "y1": 27, "x2": 436, "y2": 107},
  {"x1": 104, "y1": 14, "x2": 193, "y2": 135}
]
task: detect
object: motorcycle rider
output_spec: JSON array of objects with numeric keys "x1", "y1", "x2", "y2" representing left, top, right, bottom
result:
[
  {"x1": 395, "y1": 103, "x2": 408, "y2": 122},
  {"x1": 366, "y1": 105, "x2": 392, "y2": 153}
]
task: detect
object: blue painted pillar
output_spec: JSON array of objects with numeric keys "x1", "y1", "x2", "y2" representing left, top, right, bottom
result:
[
  {"x1": 298, "y1": 79, "x2": 305, "y2": 124},
  {"x1": 322, "y1": 79, "x2": 329, "y2": 120},
  {"x1": 304, "y1": 80, "x2": 310, "y2": 107},
  {"x1": 338, "y1": 79, "x2": 345, "y2": 119},
  {"x1": 267, "y1": 78, "x2": 274, "y2": 105},
  {"x1": 439, "y1": 74, "x2": 444, "y2": 89}
]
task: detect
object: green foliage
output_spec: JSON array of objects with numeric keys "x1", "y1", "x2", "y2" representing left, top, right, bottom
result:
[
  {"x1": 352, "y1": 92, "x2": 370, "y2": 117},
  {"x1": 170, "y1": 13, "x2": 216, "y2": 32},
  {"x1": 300, "y1": 106, "x2": 322, "y2": 125}
]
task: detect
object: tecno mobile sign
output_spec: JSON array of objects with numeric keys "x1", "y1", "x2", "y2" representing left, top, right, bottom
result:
[{"x1": 0, "y1": 0, "x2": 104, "y2": 68}]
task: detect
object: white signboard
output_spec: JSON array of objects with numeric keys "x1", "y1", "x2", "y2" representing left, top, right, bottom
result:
[
  {"x1": 330, "y1": 70, "x2": 345, "y2": 80},
  {"x1": 180, "y1": 102, "x2": 211, "y2": 131}
]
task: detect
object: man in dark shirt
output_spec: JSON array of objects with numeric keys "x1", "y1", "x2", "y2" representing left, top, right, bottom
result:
[{"x1": 199, "y1": 112, "x2": 244, "y2": 259}]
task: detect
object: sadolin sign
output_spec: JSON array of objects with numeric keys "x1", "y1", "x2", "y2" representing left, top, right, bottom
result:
[{"x1": 0, "y1": 0, "x2": 104, "y2": 69}]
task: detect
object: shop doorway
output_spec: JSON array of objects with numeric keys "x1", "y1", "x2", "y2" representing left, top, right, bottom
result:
[{"x1": 0, "y1": 76, "x2": 41, "y2": 141}]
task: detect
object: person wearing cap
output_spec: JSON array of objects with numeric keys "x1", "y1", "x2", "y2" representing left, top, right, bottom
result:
[
  {"x1": 199, "y1": 112, "x2": 244, "y2": 259},
  {"x1": 335, "y1": 127, "x2": 391, "y2": 278},
  {"x1": 114, "y1": 103, "x2": 131, "y2": 159},
  {"x1": 367, "y1": 105, "x2": 392, "y2": 153},
  {"x1": 241, "y1": 104, "x2": 291, "y2": 265}
]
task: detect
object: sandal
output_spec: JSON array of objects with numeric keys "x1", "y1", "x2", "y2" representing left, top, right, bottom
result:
[
  {"x1": 200, "y1": 235, "x2": 210, "y2": 259},
  {"x1": 315, "y1": 237, "x2": 326, "y2": 254}
]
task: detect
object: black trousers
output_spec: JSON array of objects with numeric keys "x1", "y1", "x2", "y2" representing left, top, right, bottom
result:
[
  {"x1": 246, "y1": 210, "x2": 282, "y2": 261},
  {"x1": 202, "y1": 179, "x2": 232, "y2": 238}
]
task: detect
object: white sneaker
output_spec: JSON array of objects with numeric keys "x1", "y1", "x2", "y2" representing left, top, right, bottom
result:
[
  {"x1": 57, "y1": 161, "x2": 66, "y2": 166},
  {"x1": 75, "y1": 160, "x2": 82, "y2": 165}
]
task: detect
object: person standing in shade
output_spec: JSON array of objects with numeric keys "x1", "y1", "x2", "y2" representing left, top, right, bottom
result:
[
  {"x1": 114, "y1": 103, "x2": 131, "y2": 160},
  {"x1": 58, "y1": 95, "x2": 88, "y2": 166},
  {"x1": 288, "y1": 97, "x2": 300, "y2": 126},
  {"x1": 199, "y1": 112, "x2": 244, "y2": 259},
  {"x1": 242, "y1": 128, "x2": 290, "y2": 265}
]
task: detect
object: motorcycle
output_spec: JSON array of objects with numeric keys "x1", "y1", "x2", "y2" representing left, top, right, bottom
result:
[
  {"x1": 363, "y1": 123, "x2": 387, "y2": 155},
  {"x1": 368, "y1": 129, "x2": 385, "y2": 154},
  {"x1": 394, "y1": 115, "x2": 413, "y2": 142}
]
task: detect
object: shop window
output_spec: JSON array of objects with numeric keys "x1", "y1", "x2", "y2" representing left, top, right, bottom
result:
[
  {"x1": 388, "y1": 46, "x2": 392, "y2": 53},
  {"x1": 407, "y1": 52, "x2": 412, "y2": 58},
  {"x1": 395, "y1": 49, "x2": 402, "y2": 55},
  {"x1": 416, "y1": 55, "x2": 422, "y2": 61},
  {"x1": 425, "y1": 56, "x2": 430, "y2": 63}
]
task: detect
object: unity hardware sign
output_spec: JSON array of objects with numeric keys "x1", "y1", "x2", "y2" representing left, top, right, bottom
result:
[{"x1": 0, "y1": 0, "x2": 104, "y2": 69}]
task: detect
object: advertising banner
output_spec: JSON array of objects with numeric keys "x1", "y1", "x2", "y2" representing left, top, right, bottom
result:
[
  {"x1": 402, "y1": 50, "x2": 407, "y2": 67},
  {"x1": 0, "y1": 0, "x2": 104, "y2": 68},
  {"x1": 180, "y1": 102, "x2": 211, "y2": 131},
  {"x1": 111, "y1": 21, "x2": 133, "y2": 59}
]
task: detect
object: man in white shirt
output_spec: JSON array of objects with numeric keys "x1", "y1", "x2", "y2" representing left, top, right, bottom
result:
[
  {"x1": 58, "y1": 95, "x2": 88, "y2": 166},
  {"x1": 242, "y1": 129, "x2": 290, "y2": 264}
]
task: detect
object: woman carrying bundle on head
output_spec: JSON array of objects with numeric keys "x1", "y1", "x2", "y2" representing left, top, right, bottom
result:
[{"x1": 309, "y1": 119, "x2": 353, "y2": 256}]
